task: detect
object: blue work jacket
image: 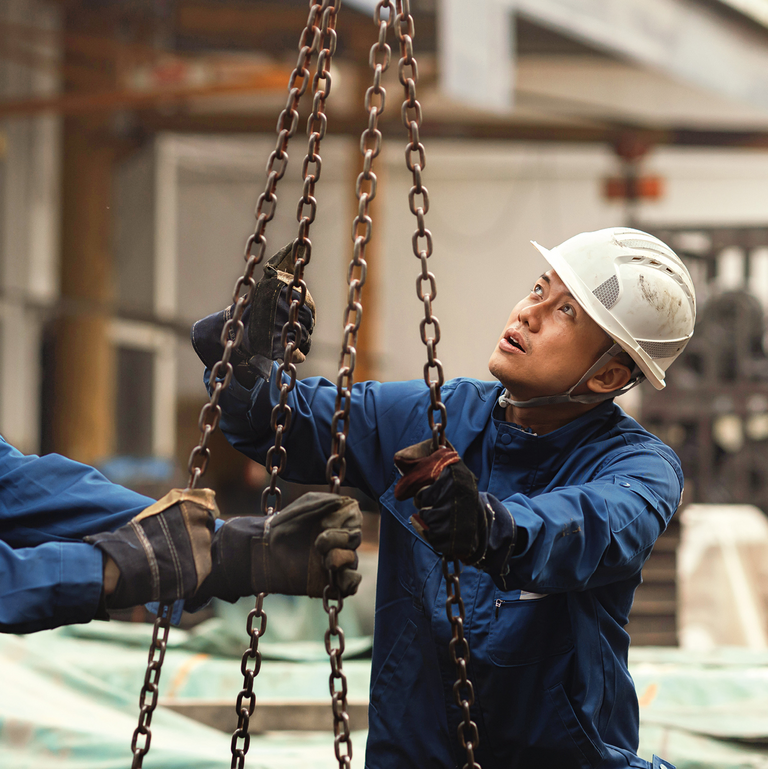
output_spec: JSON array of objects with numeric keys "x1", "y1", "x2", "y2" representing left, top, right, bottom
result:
[
  {"x1": 216, "y1": 369, "x2": 683, "y2": 769},
  {"x1": 0, "y1": 436, "x2": 152, "y2": 633}
]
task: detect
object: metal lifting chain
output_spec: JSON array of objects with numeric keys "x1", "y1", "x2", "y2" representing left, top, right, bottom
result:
[
  {"x1": 321, "y1": 3, "x2": 393, "y2": 766},
  {"x1": 129, "y1": 606, "x2": 171, "y2": 768},
  {"x1": 230, "y1": 594, "x2": 267, "y2": 769},
  {"x1": 230, "y1": 3, "x2": 342, "y2": 768},
  {"x1": 394, "y1": 3, "x2": 481, "y2": 768},
  {"x1": 127, "y1": 4, "x2": 335, "y2": 768},
  {"x1": 262, "y1": 0, "x2": 340, "y2": 517}
]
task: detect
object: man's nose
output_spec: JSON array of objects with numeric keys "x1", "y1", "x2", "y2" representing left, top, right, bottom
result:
[{"x1": 518, "y1": 301, "x2": 541, "y2": 331}]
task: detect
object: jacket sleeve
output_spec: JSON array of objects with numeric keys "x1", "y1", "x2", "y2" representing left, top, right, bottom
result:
[
  {"x1": 213, "y1": 365, "x2": 429, "y2": 501},
  {"x1": 0, "y1": 436, "x2": 152, "y2": 633},
  {"x1": 494, "y1": 446, "x2": 683, "y2": 593}
]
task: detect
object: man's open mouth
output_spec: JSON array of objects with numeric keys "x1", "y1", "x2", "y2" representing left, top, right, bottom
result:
[{"x1": 506, "y1": 333, "x2": 525, "y2": 352}]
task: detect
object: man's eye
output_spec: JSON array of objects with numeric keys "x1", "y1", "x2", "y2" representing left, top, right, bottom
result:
[
  {"x1": 561, "y1": 304, "x2": 575, "y2": 316},
  {"x1": 532, "y1": 284, "x2": 543, "y2": 296}
]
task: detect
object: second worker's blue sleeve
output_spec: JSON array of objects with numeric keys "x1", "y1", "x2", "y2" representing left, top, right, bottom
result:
[
  {"x1": 0, "y1": 538, "x2": 106, "y2": 633},
  {"x1": 0, "y1": 435, "x2": 154, "y2": 632}
]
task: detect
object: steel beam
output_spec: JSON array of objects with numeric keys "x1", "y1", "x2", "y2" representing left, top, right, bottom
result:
[{"x1": 509, "y1": 0, "x2": 768, "y2": 114}]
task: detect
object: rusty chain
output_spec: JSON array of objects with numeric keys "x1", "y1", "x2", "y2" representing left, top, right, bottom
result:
[
  {"x1": 129, "y1": 607, "x2": 171, "y2": 769},
  {"x1": 394, "y1": 0, "x2": 446, "y2": 453},
  {"x1": 443, "y1": 559, "x2": 481, "y2": 769},
  {"x1": 230, "y1": 2, "x2": 341, "y2": 767},
  {"x1": 323, "y1": 582, "x2": 351, "y2": 768},
  {"x1": 263, "y1": 0, "x2": 340, "y2": 517},
  {"x1": 186, "y1": 0, "x2": 323, "y2": 497},
  {"x1": 128, "y1": 3, "x2": 337, "y2": 768},
  {"x1": 230, "y1": 596, "x2": 268, "y2": 769},
  {"x1": 394, "y1": 2, "x2": 480, "y2": 767},
  {"x1": 319, "y1": 3, "x2": 394, "y2": 766}
]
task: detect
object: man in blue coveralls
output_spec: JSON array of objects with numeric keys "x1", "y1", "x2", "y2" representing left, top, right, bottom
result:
[{"x1": 192, "y1": 228, "x2": 694, "y2": 769}]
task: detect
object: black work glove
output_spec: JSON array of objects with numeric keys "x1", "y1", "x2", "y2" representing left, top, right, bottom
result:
[
  {"x1": 394, "y1": 440, "x2": 486, "y2": 562},
  {"x1": 85, "y1": 489, "x2": 218, "y2": 610},
  {"x1": 193, "y1": 492, "x2": 363, "y2": 603},
  {"x1": 190, "y1": 242, "x2": 316, "y2": 388}
]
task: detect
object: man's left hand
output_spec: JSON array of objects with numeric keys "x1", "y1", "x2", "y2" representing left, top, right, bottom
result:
[{"x1": 393, "y1": 439, "x2": 488, "y2": 563}]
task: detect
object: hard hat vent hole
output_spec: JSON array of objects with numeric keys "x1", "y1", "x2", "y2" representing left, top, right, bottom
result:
[
  {"x1": 616, "y1": 236, "x2": 679, "y2": 262},
  {"x1": 638, "y1": 339, "x2": 686, "y2": 359},
  {"x1": 593, "y1": 275, "x2": 620, "y2": 309}
]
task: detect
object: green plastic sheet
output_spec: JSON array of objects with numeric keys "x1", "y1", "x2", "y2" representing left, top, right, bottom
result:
[{"x1": 3, "y1": 615, "x2": 768, "y2": 768}]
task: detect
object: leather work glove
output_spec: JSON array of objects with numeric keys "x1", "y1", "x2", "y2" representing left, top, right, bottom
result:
[
  {"x1": 394, "y1": 440, "x2": 487, "y2": 562},
  {"x1": 394, "y1": 440, "x2": 519, "y2": 573},
  {"x1": 193, "y1": 492, "x2": 363, "y2": 603},
  {"x1": 85, "y1": 489, "x2": 218, "y2": 610},
  {"x1": 190, "y1": 242, "x2": 316, "y2": 388}
]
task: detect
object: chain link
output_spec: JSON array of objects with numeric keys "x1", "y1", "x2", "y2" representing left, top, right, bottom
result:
[
  {"x1": 394, "y1": 0, "x2": 446, "y2": 452},
  {"x1": 324, "y1": 581, "x2": 352, "y2": 767},
  {"x1": 176, "y1": 4, "x2": 338, "y2": 768},
  {"x1": 443, "y1": 559, "x2": 481, "y2": 769},
  {"x1": 129, "y1": 607, "x2": 171, "y2": 769},
  {"x1": 393, "y1": 3, "x2": 480, "y2": 766},
  {"x1": 318, "y1": 3, "x2": 395, "y2": 765},
  {"x1": 230, "y1": 596, "x2": 268, "y2": 769},
  {"x1": 187, "y1": 0, "x2": 323, "y2": 498},
  {"x1": 263, "y1": 0, "x2": 341, "y2": 518},
  {"x1": 325, "y1": 0, "x2": 390, "y2": 496}
]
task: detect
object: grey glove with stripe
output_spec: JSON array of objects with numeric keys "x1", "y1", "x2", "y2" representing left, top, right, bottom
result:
[{"x1": 193, "y1": 491, "x2": 363, "y2": 603}]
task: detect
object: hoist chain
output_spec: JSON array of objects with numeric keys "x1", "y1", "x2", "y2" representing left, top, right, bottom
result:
[
  {"x1": 324, "y1": 582, "x2": 351, "y2": 767},
  {"x1": 132, "y1": 5, "x2": 336, "y2": 769},
  {"x1": 443, "y1": 559, "x2": 481, "y2": 769},
  {"x1": 394, "y1": 0, "x2": 446, "y2": 452},
  {"x1": 187, "y1": 0, "x2": 323, "y2": 496},
  {"x1": 325, "y1": 0, "x2": 391, "y2": 497},
  {"x1": 263, "y1": 0, "x2": 341, "y2": 517},
  {"x1": 319, "y1": 4, "x2": 394, "y2": 766},
  {"x1": 232, "y1": 4, "x2": 341, "y2": 769},
  {"x1": 394, "y1": 3, "x2": 481, "y2": 767},
  {"x1": 230, "y1": 596, "x2": 268, "y2": 769},
  {"x1": 129, "y1": 608, "x2": 171, "y2": 769}
]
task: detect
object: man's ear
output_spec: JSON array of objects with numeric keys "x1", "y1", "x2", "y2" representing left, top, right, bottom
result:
[{"x1": 587, "y1": 359, "x2": 632, "y2": 394}]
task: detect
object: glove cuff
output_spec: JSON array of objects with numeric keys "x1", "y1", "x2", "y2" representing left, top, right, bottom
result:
[
  {"x1": 192, "y1": 516, "x2": 266, "y2": 605},
  {"x1": 472, "y1": 493, "x2": 517, "y2": 578},
  {"x1": 86, "y1": 489, "x2": 217, "y2": 610},
  {"x1": 250, "y1": 520, "x2": 272, "y2": 595}
]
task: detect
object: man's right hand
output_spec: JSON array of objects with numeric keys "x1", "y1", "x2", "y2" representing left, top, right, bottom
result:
[
  {"x1": 191, "y1": 242, "x2": 316, "y2": 388},
  {"x1": 194, "y1": 492, "x2": 363, "y2": 603}
]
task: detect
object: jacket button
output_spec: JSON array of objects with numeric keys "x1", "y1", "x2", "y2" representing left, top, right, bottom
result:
[
  {"x1": 620, "y1": 481, "x2": 630, "y2": 487},
  {"x1": 500, "y1": 433, "x2": 512, "y2": 445}
]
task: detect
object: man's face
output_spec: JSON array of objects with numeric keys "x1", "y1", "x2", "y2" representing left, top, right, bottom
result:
[{"x1": 488, "y1": 269, "x2": 612, "y2": 401}]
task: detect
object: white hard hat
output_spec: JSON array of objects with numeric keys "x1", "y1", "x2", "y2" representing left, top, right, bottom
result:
[{"x1": 531, "y1": 227, "x2": 696, "y2": 390}]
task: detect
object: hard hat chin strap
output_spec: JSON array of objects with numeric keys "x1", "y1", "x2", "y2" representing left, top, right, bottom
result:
[{"x1": 498, "y1": 343, "x2": 644, "y2": 409}]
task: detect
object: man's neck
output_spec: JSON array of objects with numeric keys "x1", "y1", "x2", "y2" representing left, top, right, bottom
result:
[{"x1": 504, "y1": 400, "x2": 601, "y2": 435}]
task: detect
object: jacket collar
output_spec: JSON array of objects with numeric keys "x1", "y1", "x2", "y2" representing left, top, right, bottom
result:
[{"x1": 492, "y1": 396, "x2": 620, "y2": 480}]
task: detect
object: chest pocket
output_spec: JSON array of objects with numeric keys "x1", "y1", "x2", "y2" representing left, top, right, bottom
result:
[{"x1": 488, "y1": 590, "x2": 574, "y2": 667}]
